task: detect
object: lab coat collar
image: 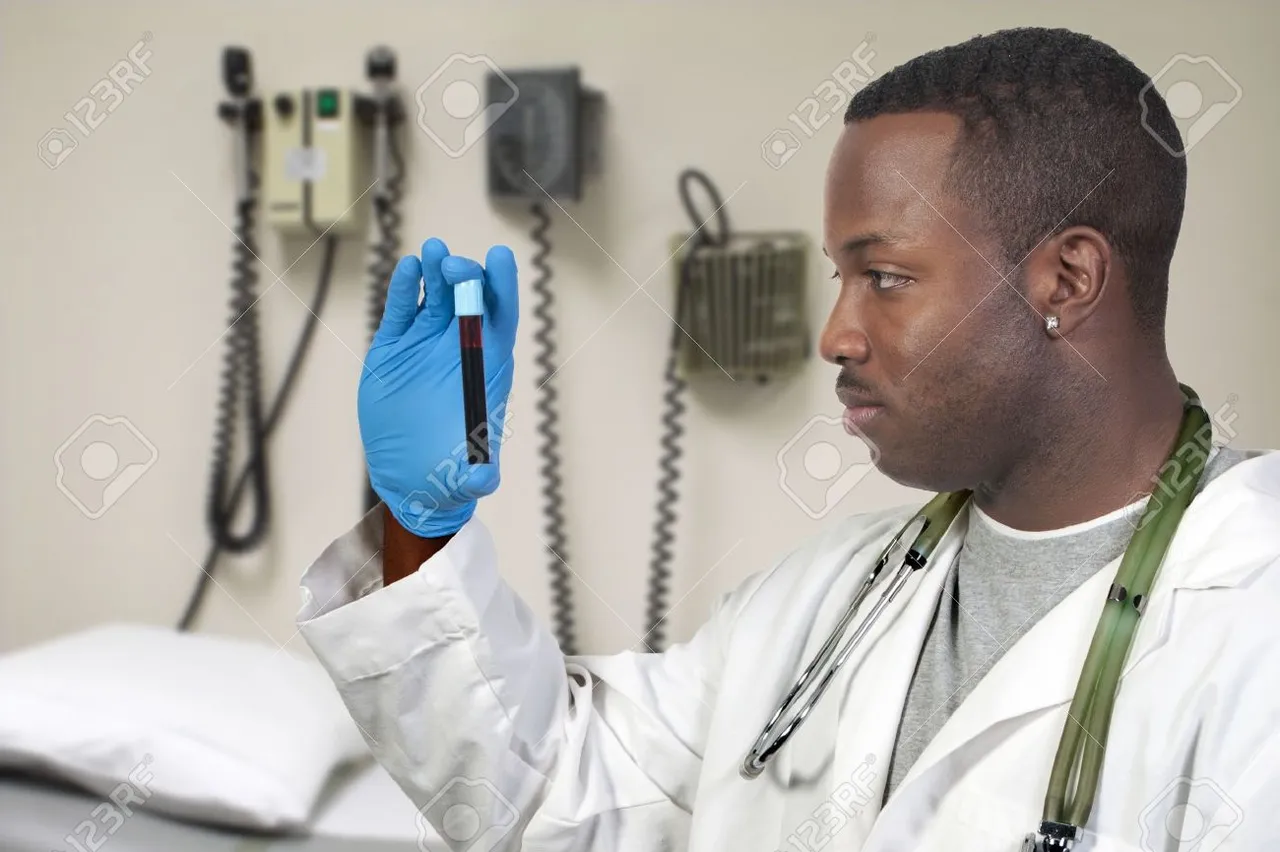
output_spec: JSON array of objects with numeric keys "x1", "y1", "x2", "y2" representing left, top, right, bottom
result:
[{"x1": 889, "y1": 449, "x2": 1280, "y2": 805}]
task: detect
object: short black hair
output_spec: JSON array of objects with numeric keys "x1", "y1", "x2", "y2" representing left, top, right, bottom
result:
[{"x1": 845, "y1": 27, "x2": 1186, "y2": 337}]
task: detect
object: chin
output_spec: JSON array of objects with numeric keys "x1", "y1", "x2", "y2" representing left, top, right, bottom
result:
[{"x1": 872, "y1": 451, "x2": 971, "y2": 494}]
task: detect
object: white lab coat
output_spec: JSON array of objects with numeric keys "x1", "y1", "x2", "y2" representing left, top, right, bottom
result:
[{"x1": 297, "y1": 451, "x2": 1280, "y2": 851}]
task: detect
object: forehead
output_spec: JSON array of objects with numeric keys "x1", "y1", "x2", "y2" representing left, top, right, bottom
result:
[{"x1": 823, "y1": 112, "x2": 972, "y2": 254}]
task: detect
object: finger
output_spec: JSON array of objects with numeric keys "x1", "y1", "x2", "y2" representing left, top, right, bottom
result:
[
  {"x1": 483, "y1": 244, "x2": 519, "y2": 349},
  {"x1": 413, "y1": 237, "x2": 454, "y2": 339},
  {"x1": 372, "y1": 254, "x2": 422, "y2": 343},
  {"x1": 439, "y1": 253, "x2": 486, "y2": 317},
  {"x1": 440, "y1": 254, "x2": 487, "y2": 290},
  {"x1": 415, "y1": 253, "x2": 482, "y2": 341}
]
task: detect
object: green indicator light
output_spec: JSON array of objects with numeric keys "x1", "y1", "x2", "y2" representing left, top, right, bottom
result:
[{"x1": 317, "y1": 89, "x2": 339, "y2": 118}]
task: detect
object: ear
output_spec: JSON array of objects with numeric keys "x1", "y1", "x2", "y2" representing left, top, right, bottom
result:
[{"x1": 1022, "y1": 226, "x2": 1112, "y2": 337}]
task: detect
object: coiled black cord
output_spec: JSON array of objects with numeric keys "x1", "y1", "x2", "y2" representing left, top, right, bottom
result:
[
  {"x1": 642, "y1": 169, "x2": 730, "y2": 651},
  {"x1": 206, "y1": 194, "x2": 270, "y2": 553},
  {"x1": 364, "y1": 121, "x2": 405, "y2": 512},
  {"x1": 643, "y1": 324, "x2": 685, "y2": 652},
  {"x1": 530, "y1": 202, "x2": 577, "y2": 655},
  {"x1": 177, "y1": 180, "x2": 339, "y2": 632}
]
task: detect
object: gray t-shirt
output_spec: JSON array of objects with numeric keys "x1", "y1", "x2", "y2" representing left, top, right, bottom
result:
[{"x1": 882, "y1": 446, "x2": 1266, "y2": 802}]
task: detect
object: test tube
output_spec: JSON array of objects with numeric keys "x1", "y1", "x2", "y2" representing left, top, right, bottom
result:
[{"x1": 454, "y1": 278, "x2": 489, "y2": 464}]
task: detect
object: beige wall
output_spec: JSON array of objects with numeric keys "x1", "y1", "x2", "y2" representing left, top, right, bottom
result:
[{"x1": 2, "y1": 0, "x2": 1277, "y2": 656}]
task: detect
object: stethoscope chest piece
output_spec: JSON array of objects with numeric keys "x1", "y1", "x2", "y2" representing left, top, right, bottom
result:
[{"x1": 1022, "y1": 820, "x2": 1083, "y2": 850}]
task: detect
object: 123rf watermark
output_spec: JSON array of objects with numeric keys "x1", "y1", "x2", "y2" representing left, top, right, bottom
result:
[
  {"x1": 1140, "y1": 53, "x2": 1241, "y2": 157},
  {"x1": 778, "y1": 413, "x2": 881, "y2": 520},
  {"x1": 762, "y1": 36, "x2": 877, "y2": 170},
  {"x1": 38, "y1": 34, "x2": 154, "y2": 170},
  {"x1": 415, "y1": 775, "x2": 519, "y2": 852},
  {"x1": 772, "y1": 754, "x2": 878, "y2": 852},
  {"x1": 397, "y1": 395, "x2": 516, "y2": 533},
  {"x1": 1124, "y1": 395, "x2": 1239, "y2": 531},
  {"x1": 55, "y1": 414, "x2": 159, "y2": 520},
  {"x1": 415, "y1": 54, "x2": 519, "y2": 158},
  {"x1": 53, "y1": 754, "x2": 155, "y2": 852},
  {"x1": 1138, "y1": 776, "x2": 1243, "y2": 852}
]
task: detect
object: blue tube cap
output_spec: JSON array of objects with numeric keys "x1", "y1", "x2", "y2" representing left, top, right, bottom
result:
[{"x1": 453, "y1": 278, "x2": 484, "y2": 317}]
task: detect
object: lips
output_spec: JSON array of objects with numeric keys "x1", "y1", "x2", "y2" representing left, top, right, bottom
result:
[
  {"x1": 842, "y1": 404, "x2": 884, "y2": 435},
  {"x1": 836, "y1": 383, "x2": 885, "y2": 435},
  {"x1": 836, "y1": 389, "x2": 881, "y2": 409}
]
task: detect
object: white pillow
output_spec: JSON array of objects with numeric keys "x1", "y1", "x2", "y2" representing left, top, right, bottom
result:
[{"x1": 0, "y1": 622, "x2": 370, "y2": 831}]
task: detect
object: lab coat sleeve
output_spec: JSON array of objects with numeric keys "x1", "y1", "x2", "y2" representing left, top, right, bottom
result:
[{"x1": 295, "y1": 506, "x2": 762, "y2": 851}]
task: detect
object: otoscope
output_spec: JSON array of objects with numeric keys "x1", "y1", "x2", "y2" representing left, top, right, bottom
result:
[{"x1": 455, "y1": 278, "x2": 489, "y2": 464}]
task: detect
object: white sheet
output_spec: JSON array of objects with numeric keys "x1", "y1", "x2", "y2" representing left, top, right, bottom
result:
[{"x1": 0, "y1": 760, "x2": 427, "y2": 851}]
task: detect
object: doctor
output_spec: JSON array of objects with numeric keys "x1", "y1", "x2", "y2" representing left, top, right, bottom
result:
[{"x1": 298, "y1": 27, "x2": 1280, "y2": 852}]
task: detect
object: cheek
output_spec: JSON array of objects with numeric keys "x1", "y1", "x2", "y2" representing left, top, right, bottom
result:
[
  {"x1": 873, "y1": 297, "x2": 962, "y2": 382},
  {"x1": 884, "y1": 303, "x2": 1014, "y2": 415},
  {"x1": 889, "y1": 321, "x2": 943, "y2": 374},
  {"x1": 910, "y1": 300, "x2": 1035, "y2": 430},
  {"x1": 887, "y1": 265, "x2": 1018, "y2": 375}
]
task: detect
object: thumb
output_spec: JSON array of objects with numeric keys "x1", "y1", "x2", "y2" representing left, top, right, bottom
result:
[
  {"x1": 433, "y1": 254, "x2": 488, "y2": 331},
  {"x1": 439, "y1": 254, "x2": 487, "y2": 291}
]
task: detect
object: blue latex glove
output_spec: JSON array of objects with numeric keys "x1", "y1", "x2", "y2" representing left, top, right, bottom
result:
[{"x1": 359, "y1": 238, "x2": 518, "y2": 536}]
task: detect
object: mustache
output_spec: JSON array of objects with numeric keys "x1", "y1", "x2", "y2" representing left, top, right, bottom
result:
[{"x1": 835, "y1": 372, "x2": 876, "y2": 396}]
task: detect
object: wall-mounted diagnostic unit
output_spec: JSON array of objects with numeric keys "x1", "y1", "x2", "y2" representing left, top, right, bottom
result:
[
  {"x1": 263, "y1": 86, "x2": 369, "y2": 235},
  {"x1": 486, "y1": 67, "x2": 603, "y2": 201}
]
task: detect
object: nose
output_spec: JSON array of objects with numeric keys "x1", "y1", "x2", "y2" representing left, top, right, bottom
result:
[{"x1": 819, "y1": 289, "x2": 871, "y2": 366}]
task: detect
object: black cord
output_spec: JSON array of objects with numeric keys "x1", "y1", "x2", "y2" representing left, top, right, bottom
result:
[
  {"x1": 642, "y1": 169, "x2": 730, "y2": 651},
  {"x1": 364, "y1": 116, "x2": 405, "y2": 513},
  {"x1": 530, "y1": 202, "x2": 577, "y2": 656},
  {"x1": 177, "y1": 197, "x2": 339, "y2": 632},
  {"x1": 205, "y1": 192, "x2": 270, "y2": 553}
]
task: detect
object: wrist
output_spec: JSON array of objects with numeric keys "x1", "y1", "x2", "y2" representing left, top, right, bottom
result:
[{"x1": 382, "y1": 504, "x2": 456, "y2": 585}]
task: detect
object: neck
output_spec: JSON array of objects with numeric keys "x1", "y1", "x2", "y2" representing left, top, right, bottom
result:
[{"x1": 973, "y1": 356, "x2": 1186, "y2": 532}]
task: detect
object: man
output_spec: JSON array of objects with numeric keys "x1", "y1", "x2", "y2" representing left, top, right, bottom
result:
[{"x1": 298, "y1": 27, "x2": 1280, "y2": 851}]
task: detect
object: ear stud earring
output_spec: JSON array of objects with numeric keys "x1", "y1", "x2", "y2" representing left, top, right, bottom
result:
[{"x1": 1045, "y1": 315, "x2": 1061, "y2": 336}]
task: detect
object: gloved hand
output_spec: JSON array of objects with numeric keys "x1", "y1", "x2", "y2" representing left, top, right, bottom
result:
[{"x1": 359, "y1": 237, "x2": 518, "y2": 537}]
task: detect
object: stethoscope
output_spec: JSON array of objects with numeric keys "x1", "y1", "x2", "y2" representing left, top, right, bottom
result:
[{"x1": 740, "y1": 385, "x2": 1212, "y2": 852}]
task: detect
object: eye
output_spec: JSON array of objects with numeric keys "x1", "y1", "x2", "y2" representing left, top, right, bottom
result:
[
  {"x1": 868, "y1": 270, "x2": 911, "y2": 290},
  {"x1": 829, "y1": 268, "x2": 841, "y2": 280}
]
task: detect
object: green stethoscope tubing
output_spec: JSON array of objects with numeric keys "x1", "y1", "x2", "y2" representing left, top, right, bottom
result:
[{"x1": 1042, "y1": 384, "x2": 1211, "y2": 829}]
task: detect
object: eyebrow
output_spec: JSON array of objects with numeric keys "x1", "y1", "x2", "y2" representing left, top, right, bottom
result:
[{"x1": 822, "y1": 232, "x2": 907, "y2": 258}]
